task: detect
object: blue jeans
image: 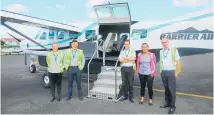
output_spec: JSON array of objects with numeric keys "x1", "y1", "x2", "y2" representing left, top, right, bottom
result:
[{"x1": 67, "y1": 66, "x2": 82, "y2": 97}]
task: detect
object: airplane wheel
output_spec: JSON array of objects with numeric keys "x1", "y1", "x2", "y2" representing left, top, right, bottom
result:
[
  {"x1": 42, "y1": 72, "x2": 50, "y2": 88},
  {"x1": 29, "y1": 64, "x2": 36, "y2": 73}
]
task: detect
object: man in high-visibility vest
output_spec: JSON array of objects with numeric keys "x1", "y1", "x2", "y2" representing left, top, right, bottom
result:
[
  {"x1": 159, "y1": 38, "x2": 181, "y2": 114},
  {"x1": 119, "y1": 40, "x2": 136, "y2": 103},
  {"x1": 46, "y1": 42, "x2": 64, "y2": 102},
  {"x1": 65, "y1": 40, "x2": 85, "y2": 101}
]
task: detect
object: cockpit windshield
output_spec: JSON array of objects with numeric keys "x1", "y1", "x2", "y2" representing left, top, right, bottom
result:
[
  {"x1": 85, "y1": 30, "x2": 96, "y2": 41},
  {"x1": 34, "y1": 30, "x2": 43, "y2": 40}
]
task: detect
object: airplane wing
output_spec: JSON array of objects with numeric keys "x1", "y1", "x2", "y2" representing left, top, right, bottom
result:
[
  {"x1": 0, "y1": 10, "x2": 80, "y2": 32},
  {"x1": 0, "y1": 10, "x2": 82, "y2": 51}
]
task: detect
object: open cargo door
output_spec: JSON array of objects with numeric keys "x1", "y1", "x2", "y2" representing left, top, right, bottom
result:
[
  {"x1": 93, "y1": 3, "x2": 132, "y2": 53},
  {"x1": 93, "y1": 3, "x2": 131, "y2": 25}
]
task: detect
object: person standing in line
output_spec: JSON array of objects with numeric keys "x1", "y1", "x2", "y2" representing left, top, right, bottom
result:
[
  {"x1": 136, "y1": 43, "x2": 156, "y2": 106},
  {"x1": 65, "y1": 40, "x2": 85, "y2": 101},
  {"x1": 46, "y1": 42, "x2": 64, "y2": 102},
  {"x1": 159, "y1": 37, "x2": 181, "y2": 114},
  {"x1": 118, "y1": 40, "x2": 136, "y2": 103}
]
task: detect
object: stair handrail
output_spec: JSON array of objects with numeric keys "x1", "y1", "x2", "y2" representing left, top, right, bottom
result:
[
  {"x1": 87, "y1": 39, "x2": 103, "y2": 97},
  {"x1": 114, "y1": 45, "x2": 125, "y2": 101}
]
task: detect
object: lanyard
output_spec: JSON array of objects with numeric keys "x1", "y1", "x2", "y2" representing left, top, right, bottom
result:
[
  {"x1": 124, "y1": 50, "x2": 130, "y2": 57},
  {"x1": 163, "y1": 49, "x2": 169, "y2": 59},
  {"x1": 53, "y1": 53, "x2": 58, "y2": 62},
  {"x1": 72, "y1": 50, "x2": 77, "y2": 59}
]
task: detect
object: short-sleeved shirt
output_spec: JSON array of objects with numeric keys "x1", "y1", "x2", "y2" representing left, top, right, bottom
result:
[
  {"x1": 162, "y1": 48, "x2": 180, "y2": 70},
  {"x1": 49, "y1": 53, "x2": 61, "y2": 73},
  {"x1": 139, "y1": 55, "x2": 151, "y2": 75},
  {"x1": 119, "y1": 49, "x2": 136, "y2": 67}
]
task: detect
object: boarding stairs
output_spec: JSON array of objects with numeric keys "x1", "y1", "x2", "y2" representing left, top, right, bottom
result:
[
  {"x1": 87, "y1": 32, "x2": 127, "y2": 102},
  {"x1": 88, "y1": 66, "x2": 122, "y2": 101}
]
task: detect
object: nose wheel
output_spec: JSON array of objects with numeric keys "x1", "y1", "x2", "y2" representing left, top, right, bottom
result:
[
  {"x1": 29, "y1": 55, "x2": 37, "y2": 73},
  {"x1": 29, "y1": 64, "x2": 36, "y2": 73}
]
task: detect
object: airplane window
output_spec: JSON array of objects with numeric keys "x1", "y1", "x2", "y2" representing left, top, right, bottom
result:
[
  {"x1": 57, "y1": 31, "x2": 64, "y2": 39},
  {"x1": 95, "y1": 7, "x2": 111, "y2": 18},
  {"x1": 49, "y1": 31, "x2": 54, "y2": 39},
  {"x1": 40, "y1": 32, "x2": 47, "y2": 40},
  {"x1": 112, "y1": 6, "x2": 129, "y2": 17},
  {"x1": 69, "y1": 31, "x2": 79, "y2": 39},
  {"x1": 85, "y1": 30, "x2": 96, "y2": 40},
  {"x1": 131, "y1": 29, "x2": 147, "y2": 40}
]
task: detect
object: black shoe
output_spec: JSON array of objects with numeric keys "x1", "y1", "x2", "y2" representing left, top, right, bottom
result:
[
  {"x1": 57, "y1": 97, "x2": 61, "y2": 102},
  {"x1": 66, "y1": 97, "x2": 71, "y2": 101},
  {"x1": 168, "y1": 107, "x2": 176, "y2": 114},
  {"x1": 129, "y1": 98, "x2": 135, "y2": 103},
  {"x1": 160, "y1": 104, "x2": 170, "y2": 108},
  {"x1": 78, "y1": 97, "x2": 83, "y2": 101},
  {"x1": 50, "y1": 97, "x2": 55, "y2": 102}
]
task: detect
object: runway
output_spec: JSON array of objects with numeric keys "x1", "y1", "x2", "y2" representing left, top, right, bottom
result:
[{"x1": 1, "y1": 53, "x2": 213, "y2": 114}]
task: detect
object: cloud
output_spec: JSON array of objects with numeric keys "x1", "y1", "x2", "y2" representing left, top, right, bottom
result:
[
  {"x1": 44, "y1": 4, "x2": 66, "y2": 11},
  {"x1": 55, "y1": 4, "x2": 66, "y2": 10},
  {"x1": 172, "y1": 0, "x2": 212, "y2": 6},
  {"x1": 5, "y1": 4, "x2": 28, "y2": 13},
  {"x1": 85, "y1": 0, "x2": 109, "y2": 7},
  {"x1": 85, "y1": 0, "x2": 111, "y2": 19}
]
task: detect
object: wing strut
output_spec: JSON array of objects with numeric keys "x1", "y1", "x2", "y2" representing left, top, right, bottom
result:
[
  {"x1": 1, "y1": 22, "x2": 50, "y2": 51},
  {"x1": 7, "y1": 32, "x2": 21, "y2": 42}
]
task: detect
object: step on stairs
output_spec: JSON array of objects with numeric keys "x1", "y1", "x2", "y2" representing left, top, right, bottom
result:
[{"x1": 88, "y1": 66, "x2": 122, "y2": 101}]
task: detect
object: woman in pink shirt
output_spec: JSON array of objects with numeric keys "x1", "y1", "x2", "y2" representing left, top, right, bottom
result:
[{"x1": 136, "y1": 43, "x2": 156, "y2": 106}]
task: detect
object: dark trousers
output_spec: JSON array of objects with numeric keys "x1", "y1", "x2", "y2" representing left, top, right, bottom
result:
[
  {"x1": 161, "y1": 70, "x2": 176, "y2": 108},
  {"x1": 67, "y1": 66, "x2": 82, "y2": 97},
  {"x1": 139, "y1": 74, "x2": 154, "y2": 99},
  {"x1": 49, "y1": 72, "x2": 62, "y2": 98},
  {"x1": 121, "y1": 66, "x2": 134, "y2": 98}
]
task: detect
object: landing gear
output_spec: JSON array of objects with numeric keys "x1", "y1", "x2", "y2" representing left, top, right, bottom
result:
[
  {"x1": 29, "y1": 55, "x2": 36, "y2": 73},
  {"x1": 41, "y1": 72, "x2": 50, "y2": 88},
  {"x1": 29, "y1": 64, "x2": 36, "y2": 73}
]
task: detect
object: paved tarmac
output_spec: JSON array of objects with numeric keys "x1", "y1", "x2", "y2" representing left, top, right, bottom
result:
[{"x1": 1, "y1": 53, "x2": 213, "y2": 114}]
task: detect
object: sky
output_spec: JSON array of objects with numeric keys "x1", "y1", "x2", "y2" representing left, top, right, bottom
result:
[{"x1": 0, "y1": 0, "x2": 213, "y2": 38}]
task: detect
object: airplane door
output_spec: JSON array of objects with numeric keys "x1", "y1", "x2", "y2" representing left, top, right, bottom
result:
[{"x1": 93, "y1": 3, "x2": 131, "y2": 25}]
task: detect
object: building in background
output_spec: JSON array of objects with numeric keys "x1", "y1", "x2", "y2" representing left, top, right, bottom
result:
[{"x1": 1, "y1": 38, "x2": 24, "y2": 47}]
